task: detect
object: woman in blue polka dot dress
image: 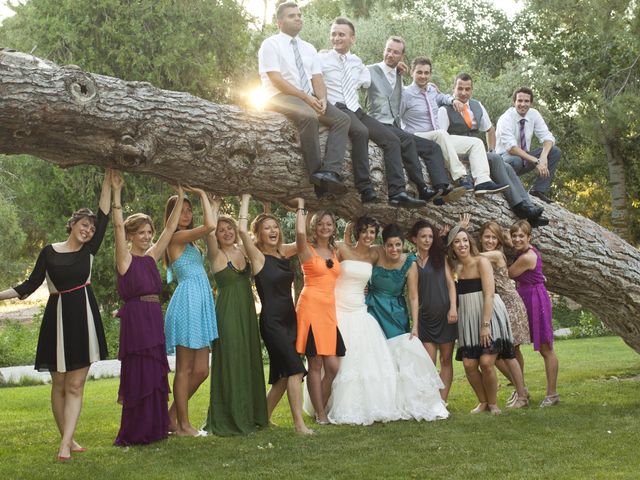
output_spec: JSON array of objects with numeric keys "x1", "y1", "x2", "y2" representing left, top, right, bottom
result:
[{"x1": 164, "y1": 188, "x2": 218, "y2": 436}]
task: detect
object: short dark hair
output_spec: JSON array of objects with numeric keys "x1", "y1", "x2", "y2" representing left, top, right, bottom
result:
[
  {"x1": 66, "y1": 208, "x2": 97, "y2": 234},
  {"x1": 386, "y1": 36, "x2": 406, "y2": 53},
  {"x1": 354, "y1": 215, "x2": 379, "y2": 242},
  {"x1": 512, "y1": 86, "x2": 534, "y2": 103},
  {"x1": 333, "y1": 16, "x2": 355, "y2": 34},
  {"x1": 382, "y1": 223, "x2": 404, "y2": 243},
  {"x1": 411, "y1": 56, "x2": 432, "y2": 71},
  {"x1": 276, "y1": 2, "x2": 299, "y2": 20},
  {"x1": 455, "y1": 72, "x2": 473, "y2": 84}
]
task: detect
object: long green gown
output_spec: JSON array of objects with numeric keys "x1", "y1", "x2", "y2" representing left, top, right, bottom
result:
[{"x1": 203, "y1": 264, "x2": 268, "y2": 436}]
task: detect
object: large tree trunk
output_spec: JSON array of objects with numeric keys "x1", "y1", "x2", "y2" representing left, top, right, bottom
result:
[
  {"x1": 603, "y1": 138, "x2": 629, "y2": 240},
  {"x1": 1, "y1": 49, "x2": 640, "y2": 353}
]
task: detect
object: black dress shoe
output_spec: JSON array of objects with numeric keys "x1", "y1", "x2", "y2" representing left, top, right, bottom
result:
[
  {"x1": 388, "y1": 192, "x2": 427, "y2": 209},
  {"x1": 529, "y1": 216, "x2": 549, "y2": 228},
  {"x1": 530, "y1": 190, "x2": 554, "y2": 203},
  {"x1": 512, "y1": 202, "x2": 544, "y2": 219},
  {"x1": 310, "y1": 171, "x2": 347, "y2": 195},
  {"x1": 418, "y1": 185, "x2": 441, "y2": 203},
  {"x1": 360, "y1": 189, "x2": 380, "y2": 204}
]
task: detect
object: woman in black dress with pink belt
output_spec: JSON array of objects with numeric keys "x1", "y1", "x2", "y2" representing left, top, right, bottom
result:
[{"x1": 0, "y1": 169, "x2": 113, "y2": 461}]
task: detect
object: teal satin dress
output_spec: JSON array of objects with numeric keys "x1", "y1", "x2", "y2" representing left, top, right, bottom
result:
[{"x1": 366, "y1": 254, "x2": 416, "y2": 339}]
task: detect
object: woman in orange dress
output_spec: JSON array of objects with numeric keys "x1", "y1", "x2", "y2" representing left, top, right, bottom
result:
[{"x1": 294, "y1": 198, "x2": 345, "y2": 424}]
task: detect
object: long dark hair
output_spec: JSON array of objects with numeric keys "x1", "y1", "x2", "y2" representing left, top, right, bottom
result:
[{"x1": 409, "y1": 219, "x2": 445, "y2": 270}]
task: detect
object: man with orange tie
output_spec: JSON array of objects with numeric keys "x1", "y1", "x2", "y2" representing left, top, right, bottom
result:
[
  {"x1": 438, "y1": 73, "x2": 548, "y2": 226},
  {"x1": 400, "y1": 57, "x2": 508, "y2": 195}
]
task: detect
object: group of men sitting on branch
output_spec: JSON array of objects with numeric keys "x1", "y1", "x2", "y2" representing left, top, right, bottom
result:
[{"x1": 258, "y1": 3, "x2": 561, "y2": 227}]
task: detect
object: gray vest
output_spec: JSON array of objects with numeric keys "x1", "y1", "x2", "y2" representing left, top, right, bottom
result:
[
  {"x1": 365, "y1": 65, "x2": 402, "y2": 126},
  {"x1": 444, "y1": 99, "x2": 483, "y2": 137}
]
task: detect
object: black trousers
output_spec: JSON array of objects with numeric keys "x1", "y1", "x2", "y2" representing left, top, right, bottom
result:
[
  {"x1": 384, "y1": 125, "x2": 450, "y2": 187},
  {"x1": 336, "y1": 104, "x2": 406, "y2": 196}
]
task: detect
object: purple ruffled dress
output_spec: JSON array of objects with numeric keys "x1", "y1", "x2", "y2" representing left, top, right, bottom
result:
[
  {"x1": 114, "y1": 255, "x2": 170, "y2": 446},
  {"x1": 513, "y1": 246, "x2": 553, "y2": 351}
]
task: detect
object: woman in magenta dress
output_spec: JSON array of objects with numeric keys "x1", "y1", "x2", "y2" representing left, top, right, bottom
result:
[
  {"x1": 111, "y1": 172, "x2": 185, "y2": 445},
  {"x1": 509, "y1": 219, "x2": 559, "y2": 407}
]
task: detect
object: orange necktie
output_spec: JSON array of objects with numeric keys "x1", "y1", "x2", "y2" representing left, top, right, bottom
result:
[{"x1": 462, "y1": 104, "x2": 473, "y2": 129}]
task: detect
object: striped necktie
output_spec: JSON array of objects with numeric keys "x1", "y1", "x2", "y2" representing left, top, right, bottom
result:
[
  {"x1": 291, "y1": 38, "x2": 312, "y2": 95},
  {"x1": 340, "y1": 54, "x2": 359, "y2": 112},
  {"x1": 519, "y1": 118, "x2": 527, "y2": 150},
  {"x1": 420, "y1": 90, "x2": 438, "y2": 130}
]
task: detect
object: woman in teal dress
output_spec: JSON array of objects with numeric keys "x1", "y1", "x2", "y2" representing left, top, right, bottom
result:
[
  {"x1": 202, "y1": 199, "x2": 268, "y2": 436},
  {"x1": 366, "y1": 224, "x2": 448, "y2": 421}
]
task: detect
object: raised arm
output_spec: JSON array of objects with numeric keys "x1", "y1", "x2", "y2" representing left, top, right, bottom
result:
[
  {"x1": 99, "y1": 168, "x2": 113, "y2": 215},
  {"x1": 238, "y1": 194, "x2": 266, "y2": 276},
  {"x1": 204, "y1": 194, "x2": 222, "y2": 268},
  {"x1": 111, "y1": 171, "x2": 131, "y2": 275},
  {"x1": 407, "y1": 262, "x2": 420, "y2": 338},
  {"x1": 148, "y1": 185, "x2": 185, "y2": 262},
  {"x1": 478, "y1": 256, "x2": 495, "y2": 348},
  {"x1": 170, "y1": 187, "x2": 217, "y2": 245},
  {"x1": 295, "y1": 197, "x2": 312, "y2": 263}
]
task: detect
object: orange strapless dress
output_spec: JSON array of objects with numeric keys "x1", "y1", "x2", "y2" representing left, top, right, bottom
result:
[{"x1": 295, "y1": 245, "x2": 345, "y2": 356}]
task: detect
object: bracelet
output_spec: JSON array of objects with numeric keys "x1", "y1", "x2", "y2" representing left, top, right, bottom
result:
[
  {"x1": 112, "y1": 205, "x2": 122, "y2": 209},
  {"x1": 238, "y1": 216, "x2": 248, "y2": 220},
  {"x1": 297, "y1": 207, "x2": 308, "y2": 214},
  {"x1": 481, "y1": 322, "x2": 490, "y2": 327}
]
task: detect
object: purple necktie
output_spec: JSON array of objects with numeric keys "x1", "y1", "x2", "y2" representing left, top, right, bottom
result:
[
  {"x1": 421, "y1": 90, "x2": 438, "y2": 130},
  {"x1": 519, "y1": 118, "x2": 527, "y2": 151}
]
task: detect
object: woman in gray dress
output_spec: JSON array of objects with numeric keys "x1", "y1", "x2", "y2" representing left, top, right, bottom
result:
[{"x1": 409, "y1": 219, "x2": 458, "y2": 403}]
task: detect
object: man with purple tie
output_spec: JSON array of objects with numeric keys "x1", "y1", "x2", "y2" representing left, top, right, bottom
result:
[{"x1": 495, "y1": 87, "x2": 561, "y2": 204}]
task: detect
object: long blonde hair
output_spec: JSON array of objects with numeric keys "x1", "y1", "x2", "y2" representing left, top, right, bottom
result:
[{"x1": 308, "y1": 211, "x2": 337, "y2": 251}]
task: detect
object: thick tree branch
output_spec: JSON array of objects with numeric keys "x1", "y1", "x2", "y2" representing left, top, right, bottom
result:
[{"x1": 1, "y1": 49, "x2": 640, "y2": 353}]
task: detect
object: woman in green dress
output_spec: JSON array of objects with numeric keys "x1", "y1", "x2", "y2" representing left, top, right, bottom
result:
[{"x1": 202, "y1": 197, "x2": 268, "y2": 435}]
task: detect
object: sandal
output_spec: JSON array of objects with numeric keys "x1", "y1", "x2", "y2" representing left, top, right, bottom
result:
[
  {"x1": 470, "y1": 403, "x2": 488, "y2": 414},
  {"x1": 506, "y1": 390, "x2": 518, "y2": 407},
  {"x1": 488, "y1": 404, "x2": 502, "y2": 415},
  {"x1": 507, "y1": 395, "x2": 529, "y2": 409},
  {"x1": 539, "y1": 393, "x2": 560, "y2": 408}
]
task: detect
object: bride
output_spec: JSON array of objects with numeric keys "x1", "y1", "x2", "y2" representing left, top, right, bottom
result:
[
  {"x1": 306, "y1": 216, "x2": 448, "y2": 424},
  {"x1": 326, "y1": 216, "x2": 401, "y2": 425}
]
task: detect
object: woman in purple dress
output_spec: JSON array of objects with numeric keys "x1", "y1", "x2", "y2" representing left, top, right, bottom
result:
[
  {"x1": 0, "y1": 170, "x2": 113, "y2": 461},
  {"x1": 111, "y1": 172, "x2": 185, "y2": 444},
  {"x1": 509, "y1": 220, "x2": 559, "y2": 407}
]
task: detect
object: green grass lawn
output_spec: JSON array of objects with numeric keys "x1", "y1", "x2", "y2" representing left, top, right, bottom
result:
[{"x1": 1, "y1": 336, "x2": 638, "y2": 479}]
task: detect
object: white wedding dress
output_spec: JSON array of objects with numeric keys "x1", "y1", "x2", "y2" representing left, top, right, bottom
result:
[
  {"x1": 306, "y1": 260, "x2": 448, "y2": 424},
  {"x1": 325, "y1": 260, "x2": 402, "y2": 425}
]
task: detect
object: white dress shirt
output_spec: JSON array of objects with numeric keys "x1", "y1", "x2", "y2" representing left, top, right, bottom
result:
[
  {"x1": 437, "y1": 101, "x2": 493, "y2": 132},
  {"x1": 319, "y1": 49, "x2": 371, "y2": 108},
  {"x1": 258, "y1": 32, "x2": 322, "y2": 99},
  {"x1": 495, "y1": 106, "x2": 556, "y2": 155}
]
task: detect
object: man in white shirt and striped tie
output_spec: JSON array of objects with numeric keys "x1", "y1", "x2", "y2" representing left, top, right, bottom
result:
[
  {"x1": 258, "y1": 2, "x2": 351, "y2": 198},
  {"x1": 318, "y1": 17, "x2": 427, "y2": 208}
]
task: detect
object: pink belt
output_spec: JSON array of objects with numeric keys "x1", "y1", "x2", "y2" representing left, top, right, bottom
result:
[{"x1": 52, "y1": 282, "x2": 90, "y2": 295}]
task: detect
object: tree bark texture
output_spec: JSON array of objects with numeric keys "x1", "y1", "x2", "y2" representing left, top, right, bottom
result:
[{"x1": 1, "y1": 49, "x2": 640, "y2": 353}]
